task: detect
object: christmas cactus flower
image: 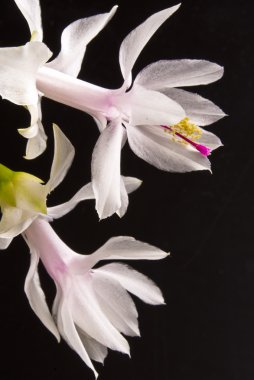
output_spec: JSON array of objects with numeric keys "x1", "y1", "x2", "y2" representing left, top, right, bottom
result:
[
  {"x1": 0, "y1": 0, "x2": 117, "y2": 158},
  {"x1": 23, "y1": 218, "x2": 168, "y2": 378},
  {"x1": 36, "y1": 4, "x2": 225, "y2": 218}
]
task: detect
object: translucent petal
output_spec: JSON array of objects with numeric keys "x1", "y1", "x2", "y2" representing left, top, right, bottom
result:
[
  {"x1": 92, "y1": 122, "x2": 125, "y2": 219},
  {"x1": 0, "y1": 42, "x2": 51, "y2": 105},
  {"x1": 14, "y1": 0, "x2": 43, "y2": 41},
  {"x1": 98, "y1": 263, "x2": 165, "y2": 305},
  {"x1": 71, "y1": 277, "x2": 130, "y2": 356},
  {"x1": 198, "y1": 128, "x2": 223, "y2": 150},
  {"x1": 0, "y1": 207, "x2": 35, "y2": 239},
  {"x1": 92, "y1": 270, "x2": 140, "y2": 337},
  {"x1": 160, "y1": 88, "x2": 226, "y2": 126},
  {"x1": 47, "y1": 183, "x2": 94, "y2": 220},
  {"x1": 46, "y1": 124, "x2": 75, "y2": 193},
  {"x1": 47, "y1": 6, "x2": 117, "y2": 77},
  {"x1": 77, "y1": 328, "x2": 108, "y2": 364},
  {"x1": 92, "y1": 236, "x2": 168, "y2": 263},
  {"x1": 0, "y1": 237, "x2": 12, "y2": 249},
  {"x1": 130, "y1": 85, "x2": 185, "y2": 126},
  {"x1": 57, "y1": 297, "x2": 98, "y2": 378},
  {"x1": 135, "y1": 59, "x2": 224, "y2": 89},
  {"x1": 24, "y1": 243, "x2": 60, "y2": 341},
  {"x1": 127, "y1": 124, "x2": 211, "y2": 172},
  {"x1": 119, "y1": 4, "x2": 180, "y2": 86}
]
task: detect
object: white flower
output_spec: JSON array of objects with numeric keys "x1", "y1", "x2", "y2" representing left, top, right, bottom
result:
[
  {"x1": 23, "y1": 217, "x2": 168, "y2": 378},
  {"x1": 35, "y1": 5, "x2": 225, "y2": 218},
  {"x1": 0, "y1": 0, "x2": 117, "y2": 158}
]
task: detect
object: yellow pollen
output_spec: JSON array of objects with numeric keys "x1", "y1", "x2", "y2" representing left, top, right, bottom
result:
[{"x1": 164, "y1": 118, "x2": 202, "y2": 144}]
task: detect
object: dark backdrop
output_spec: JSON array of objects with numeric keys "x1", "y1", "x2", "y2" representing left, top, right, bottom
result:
[{"x1": 0, "y1": 0, "x2": 253, "y2": 379}]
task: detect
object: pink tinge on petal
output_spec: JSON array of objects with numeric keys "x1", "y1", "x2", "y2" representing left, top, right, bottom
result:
[{"x1": 161, "y1": 125, "x2": 211, "y2": 157}]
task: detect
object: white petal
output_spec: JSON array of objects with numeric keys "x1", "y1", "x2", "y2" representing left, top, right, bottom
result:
[
  {"x1": 92, "y1": 122, "x2": 125, "y2": 219},
  {"x1": 57, "y1": 297, "x2": 98, "y2": 378},
  {"x1": 77, "y1": 328, "x2": 108, "y2": 364},
  {"x1": 92, "y1": 236, "x2": 168, "y2": 263},
  {"x1": 72, "y1": 277, "x2": 130, "y2": 355},
  {"x1": 18, "y1": 101, "x2": 48, "y2": 159},
  {"x1": 0, "y1": 42, "x2": 51, "y2": 105},
  {"x1": 116, "y1": 178, "x2": 129, "y2": 218},
  {"x1": 47, "y1": 6, "x2": 117, "y2": 77},
  {"x1": 46, "y1": 124, "x2": 75, "y2": 193},
  {"x1": 98, "y1": 263, "x2": 165, "y2": 305},
  {"x1": 127, "y1": 124, "x2": 211, "y2": 172},
  {"x1": 14, "y1": 0, "x2": 43, "y2": 41},
  {"x1": 160, "y1": 88, "x2": 226, "y2": 126},
  {"x1": 0, "y1": 237, "x2": 13, "y2": 249},
  {"x1": 135, "y1": 59, "x2": 224, "y2": 89},
  {"x1": 129, "y1": 85, "x2": 185, "y2": 126},
  {"x1": 24, "y1": 243, "x2": 60, "y2": 341},
  {"x1": 92, "y1": 270, "x2": 140, "y2": 337},
  {"x1": 0, "y1": 207, "x2": 35, "y2": 239},
  {"x1": 47, "y1": 183, "x2": 94, "y2": 220},
  {"x1": 198, "y1": 128, "x2": 222, "y2": 150},
  {"x1": 119, "y1": 4, "x2": 181, "y2": 86},
  {"x1": 123, "y1": 176, "x2": 142, "y2": 194}
]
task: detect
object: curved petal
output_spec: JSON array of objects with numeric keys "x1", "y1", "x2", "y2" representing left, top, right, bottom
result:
[
  {"x1": 47, "y1": 6, "x2": 117, "y2": 77},
  {"x1": 98, "y1": 263, "x2": 165, "y2": 305},
  {"x1": 198, "y1": 128, "x2": 222, "y2": 150},
  {"x1": 129, "y1": 84, "x2": 185, "y2": 126},
  {"x1": 14, "y1": 0, "x2": 43, "y2": 41},
  {"x1": 71, "y1": 277, "x2": 130, "y2": 356},
  {"x1": 0, "y1": 42, "x2": 51, "y2": 105},
  {"x1": 135, "y1": 59, "x2": 224, "y2": 89},
  {"x1": 0, "y1": 237, "x2": 13, "y2": 250},
  {"x1": 116, "y1": 176, "x2": 142, "y2": 218},
  {"x1": 0, "y1": 207, "x2": 36, "y2": 239},
  {"x1": 24, "y1": 242, "x2": 60, "y2": 341},
  {"x1": 160, "y1": 88, "x2": 226, "y2": 126},
  {"x1": 127, "y1": 124, "x2": 212, "y2": 172},
  {"x1": 18, "y1": 101, "x2": 48, "y2": 159},
  {"x1": 91, "y1": 236, "x2": 168, "y2": 264},
  {"x1": 119, "y1": 4, "x2": 180, "y2": 86},
  {"x1": 47, "y1": 183, "x2": 94, "y2": 220},
  {"x1": 57, "y1": 296, "x2": 98, "y2": 378},
  {"x1": 77, "y1": 328, "x2": 108, "y2": 364},
  {"x1": 92, "y1": 270, "x2": 140, "y2": 337},
  {"x1": 46, "y1": 124, "x2": 75, "y2": 193},
  {"x1": 92, "y1": 122, "x2": 125, "y2": 219}
]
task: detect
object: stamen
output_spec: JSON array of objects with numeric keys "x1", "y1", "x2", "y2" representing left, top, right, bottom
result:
[{"x1": 162, "y1": 118, "x2": 211, "y2": 157}]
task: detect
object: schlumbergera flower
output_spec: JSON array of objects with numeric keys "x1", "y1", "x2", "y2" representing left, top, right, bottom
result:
[
  {"x1": 0, "y1": 128, "x2": 167, "y2": 378},
  {"x1": 0, "y1": 0, "x2": 117, "y2": 159},
  {"x1": 0, "y1": 1, "x2": 225, "y2": 219}
]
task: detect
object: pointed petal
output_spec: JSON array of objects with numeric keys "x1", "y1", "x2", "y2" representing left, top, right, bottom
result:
[
  {"x1": 77, "y1": 328, "x2": 108, "y2": 364},
  {"x1": 127, "y1": 124, "x2": 211, "y2": 172},
  {"x1": 46, "y1": 124, "x2": 75, "y2": 193},
  {"x1": 57, "y1": 297, "x2": 98, "y2": 378},
  {"x1": 14, "y1": 0, "x2": 43, "y2": 41},
  {"x1": 92, "y1": 122, "x2": 125, "y2": 219},
  {"x1": 160, "y1": 88, "x2": 226, "y2": 126},
  {"x1": 130, "y1": 84, "x2": 185, "y2": 126},
  {"x1": 47, "y1": 183, "x2": 94, "y2": 220},
  {"x1": 0, "y1": 42, "x2": 51, "y2": 105},
  {"x1": 92, "y1": 236, "x2": 168, "y2": 264},
  {"x1": 24, "y1": 243, "x2": 60, "y2": 341},
  {"x1": 198, "y1": 128, "x2": 222, "y2": 150},
  {"x1": 92, "y1": 270, "x2": 140, "y2": 337},
  {"x1": 119, "y1": 4, "x2": 181, "y2": 85},
  {"x1": 71, "y1": 277, "x2": 130, "y2": 356},
  {"x1": 47, "y1": 6, "x2": 117, "y2": 77},
  {"x1": 123, "y1": 176, "x2": 142, "y2": 194},
  {"x1": 0, "y1": 207, "x2": 35, "y2": 239},
  {"x1": 0, "y1": 237, "x2": 13, "y2": 249},
  {"x1": 98, "y1": 263, "x2": 165, "y2": 305},
  {"x1": 135, "y1": 59, "x2": 224, "y2": 89}
]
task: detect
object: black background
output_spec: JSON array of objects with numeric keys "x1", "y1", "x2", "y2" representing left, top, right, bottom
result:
[{"x1": 0, "y1": 0, "x2": 253, "y2": 379}]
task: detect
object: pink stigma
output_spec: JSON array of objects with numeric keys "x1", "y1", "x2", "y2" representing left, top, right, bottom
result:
[{"x1": 162, "y1": 125, "x2": 211, "y2": 157}]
